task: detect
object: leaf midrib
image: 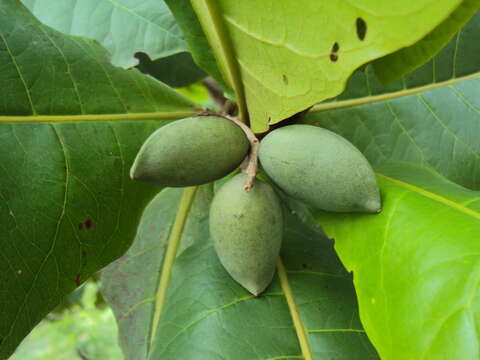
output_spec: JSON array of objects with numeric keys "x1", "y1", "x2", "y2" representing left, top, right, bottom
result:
[
  {"x1": 148, "y1": 186, "x2": 198, "y2": 349},
  {"x1": 377, "y1": 173, "x2": 480, "y2": 220},
  {"x1": 0, "y1": 111, "x2": 198, "y2": 123},
  {"x1": 309, "y1": 72, "x2": 480, "y2": 113}
]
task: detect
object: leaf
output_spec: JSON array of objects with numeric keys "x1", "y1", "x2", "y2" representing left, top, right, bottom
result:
[
  {"x1": 311, "y1": 163, "x2": 480, "y2": 359},
  {"x1": 136, "y1": 51, "x2": 206, "y2": 88},
  {"x1": 102, "y1": 186, "x2": 379, "y2": 360},
  {"x1": 20, "y1": 0, "x2": 187, "y2": 68},
  {"x1": 189, "y1": 0, "x2": 463, "y2": 131},
  {"x1": 373, "y1": 2, "x2": 479, "y2": 83},
  {"x1": 165, "y1": 0, "x2": 229, "y2": 92},
  {"x1": 328, "y1": 10, "x2": 480, "y2": 104},
  {"x1": 304, "y1": 76, "x2": 480, "y2": 190},
  {"x1": 0, "y1": 1, "x2": 197, "y2": 357}
]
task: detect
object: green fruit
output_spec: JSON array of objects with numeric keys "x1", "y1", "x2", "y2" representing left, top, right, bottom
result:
[
  {"x1": 259, "y1": 125, "x2": 381, "y2": 213},
  {"x1": 210, "y1": 174, "x2": 283, "y2": 295},
  {"x1": 130, "y1": 116, "x2": 249, "y2": 187}
]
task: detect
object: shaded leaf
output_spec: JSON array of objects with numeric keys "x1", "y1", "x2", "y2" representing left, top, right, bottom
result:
[
  {"x1": 0, "y1": 1, "x2": 196, "y2": 357},
  {"x1": 102, "y1": 187, "x2": 378, "y2": 360},
  {"x1": 21, "y1": 0, "x2": 187, "y2": 68},
  {"x1": 136, "y1": 52, "x2": 206, "y2": 88},
  {"x1": 312, "y1": 163, "x2": 480, "y2": 359}
]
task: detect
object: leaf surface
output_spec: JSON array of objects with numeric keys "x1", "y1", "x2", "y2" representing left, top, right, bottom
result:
[
  {"x1": 0, "y1": 1, "x2": 196, "y2": 357},
  {"x1": 321, "y1": 11, "x2": 480, "y2": 106},
  {"x1": 304, "y1": 76, "x2": 480, "y2": 190},
  {"x1": 312, "y1": 163, "x2": 480, "y2": 359},
  {"x1": 21, "y1": 0, "x2": 186, "y2": 67},
  {"x1": 190, "y1": 0, "x2": 463, "y2": 131},
  {"x1": 102, "y1": 186, "x2": 379, "y2": 360},
  {"x1": 372, "y1": 2, "x2": 479, "y2": 83}
]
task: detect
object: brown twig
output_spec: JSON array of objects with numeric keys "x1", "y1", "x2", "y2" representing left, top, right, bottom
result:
[
  {"x1": 202, "y1": 77, "x2": 228, "y2": 110},
  {"x1": 223, "y1": 114, "x2": 259, "y2": 191}
]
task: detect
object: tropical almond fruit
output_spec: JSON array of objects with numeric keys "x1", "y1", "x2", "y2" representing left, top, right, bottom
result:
[
  {"x1": 130, "y1": 116, "x2": 249, "y2": 187},
  {"x1": 210, "y1": 174, "x2": 283, "y2": 295},
  {"x1": 259, "y1": 124, "x2": 381, "y2": 213}
]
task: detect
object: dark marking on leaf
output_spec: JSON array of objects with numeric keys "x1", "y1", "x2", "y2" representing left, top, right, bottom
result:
[
  {"x1": 330, "y1": 42, "x2": 339, "y2": 62},
  {"x1": 356, "y1": 18, "x2": 367, "y2": 40},
  {"x1": 302, "y1": 263, "x2": 311, "y2": 269},
  {"x1": 282, "y1": 74, "x2": 288, "y2": 85},
  {"x1": 79, "y1": 219, "x2": 94, "y2": 230},
  {"x1": 75, "y1": 274, "x2": 81, "y2": 286},
  {"x1": 84, "y1": 219, "x2": 93, "y2": 229}
]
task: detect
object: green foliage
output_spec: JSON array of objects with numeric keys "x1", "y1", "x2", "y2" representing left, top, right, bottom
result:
[
  {"x1": 312, "y1": 163, "x2": 480, "y2": 359},
  {"x1": 189, "y1": 0, "x2": 465, "y2": 131},
  {"x1": 136, "y1": 52, "x2": 206, "y2": 88},
  {"x1": 131, "y1": 116, "x2": 249, "y2": 187},
  {"x1": 103, "y1": 186, "x2": 378, "y2": 360},
  {"x1": 373, "y1": 0, "x2": 480, "y2": 83},
  {"x1": 210, "y1": 174, "x2": 283, "y2": 295},
  {"x1": 21, "y1": 0, "x2": 186, "y2": 68},
  {"x1": 259, "y1": 125, "x2": 381, "y2": 213},
  {"x1": 0, "y1": 1, "x2": 195, "y2": 357},
  {"x1": 1, "y1": 1, "x2": 479, "y2": 359}
]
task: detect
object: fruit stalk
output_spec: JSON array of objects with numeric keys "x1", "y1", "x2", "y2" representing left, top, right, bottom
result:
[{"x1": 224, "y1": 114, "x2": 259, "y2": 191}]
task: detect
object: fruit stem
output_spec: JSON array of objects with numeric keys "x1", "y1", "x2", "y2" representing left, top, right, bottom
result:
[{"x1": 224, "y1": 114, "x2": 259, "y2": 191}]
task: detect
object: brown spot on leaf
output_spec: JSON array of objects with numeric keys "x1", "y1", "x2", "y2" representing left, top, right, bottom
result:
[{"x1": 282, "y1": 74, "x2": 288, "y2": 85}]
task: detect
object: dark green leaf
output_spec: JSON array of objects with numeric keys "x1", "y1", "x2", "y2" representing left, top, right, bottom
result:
[
  {"x1": 102, "y1": 186, "x2": 378, "y2": 360},
  {"x1": 304, "y1": 77, "x2": 480, "y2": 190},
  {"x1": 136, "y1": 52, "x2": 206, "y2": 88},
  {"x1": 0, "y1": 1, "x2": 197, "y2": 357}
]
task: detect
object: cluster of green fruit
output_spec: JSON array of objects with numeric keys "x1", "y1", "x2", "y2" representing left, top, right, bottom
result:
[{"x1": 131, "y1": 115, "x2": 381, "y2": 295}]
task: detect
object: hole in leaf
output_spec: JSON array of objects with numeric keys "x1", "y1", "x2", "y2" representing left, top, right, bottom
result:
[
  {"x1": 356, "y1": 18, "x2": 367, "y2": 40},
  {"x1": 330, "y1": 42, "x2": 339, "y2": 62}
]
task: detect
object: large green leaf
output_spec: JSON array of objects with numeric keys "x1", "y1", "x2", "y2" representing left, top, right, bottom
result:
[
  {"x1": 372, "y1": 1, "x2": 479, "y2": 83},
  {"x1": 304, "y1": 76, "x2": 480, "y2": 190},
  {"x1": 21, "y1": 0, "x2": 187, "y2": 68},
  {"x1": 0, "y1": 1, "x2": 197, "y2": 357},
  {"x1": 190, "y1": 0, "x2": 463, "y2": 131},
  {"x1": 102, "y1": 186, "x2": 378, "y2": 360},
  {"x1": 312, "y1": 163, "x2": 480, "y2": 359}
]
